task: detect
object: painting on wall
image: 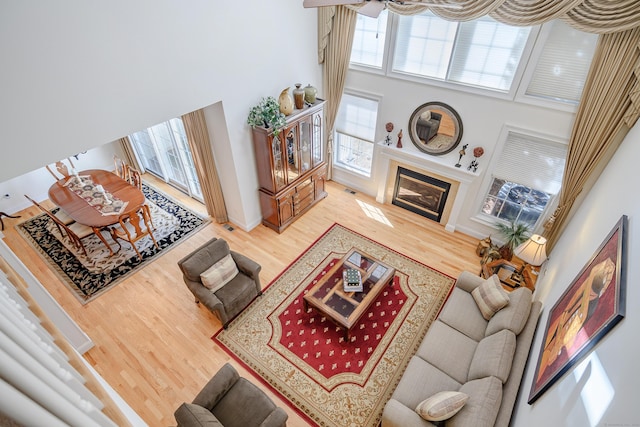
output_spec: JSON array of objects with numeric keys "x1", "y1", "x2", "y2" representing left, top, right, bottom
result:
[{"x1": 528, "y1": 215, "x2": 628, "y2": 404}]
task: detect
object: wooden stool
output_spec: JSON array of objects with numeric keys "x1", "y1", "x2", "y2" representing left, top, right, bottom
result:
[{"x1": 0, "y1": 211, "x2": 21, "y2": 231}]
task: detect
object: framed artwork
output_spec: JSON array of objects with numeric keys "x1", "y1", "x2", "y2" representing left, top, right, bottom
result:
[{"x1": 528, "y1": 215, "x2": 628, "y2": 404}]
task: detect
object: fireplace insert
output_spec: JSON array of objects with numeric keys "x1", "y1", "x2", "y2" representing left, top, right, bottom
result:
[{"x1": 392, "y1": 167, "x2": 450, "y2": 222}]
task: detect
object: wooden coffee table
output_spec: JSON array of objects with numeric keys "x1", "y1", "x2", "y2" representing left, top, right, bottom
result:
[{"x1": 303, "y1": 248, "x2": 396, "y2": 340}]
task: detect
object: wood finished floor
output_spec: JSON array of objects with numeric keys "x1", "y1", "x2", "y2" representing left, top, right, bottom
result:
[{"x1": 2, "y1": 175, "x2": 481, "y2": 426}]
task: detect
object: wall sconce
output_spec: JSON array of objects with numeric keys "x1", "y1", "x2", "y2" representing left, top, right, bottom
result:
[{"x1": 513, "y1": 234, "x2": 548, "y2": 278}]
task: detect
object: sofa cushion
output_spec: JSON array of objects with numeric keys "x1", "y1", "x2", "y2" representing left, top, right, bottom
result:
[
  {"x1": 415, "y1": 391, "x2": 469, "y2": 422},
  {"x1": 486, "y1": 287, "x2": 533, "y2": 337},
  {"x1": 201, "y1": 253, "x2": 239, "y2": 292},
  {"x1": 448, "y1": 377, "x2": 502, "y2": 427},
  {"x1": 468, "y1": 329, "x2": 516, "y2": 383},
  {"x1": 416, "y1": 321, "x2": 478, "y2": 384},
  {"x1": 471, "y1": 275, "x2": 510, "y2": 320},
  {"x1": 438, "y1": 287, "x2": 488, "y2": 342},
  {"x1": 391, "y1": 356, "x2": 462, "y2": 411},
  {"x1": 174, "y1": 402, "x2": 223, "y2": 427}
]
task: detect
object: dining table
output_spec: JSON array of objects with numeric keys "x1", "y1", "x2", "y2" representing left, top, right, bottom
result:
[{"x1": 48, "y1": 169, "x2": 145, "y2": 255}]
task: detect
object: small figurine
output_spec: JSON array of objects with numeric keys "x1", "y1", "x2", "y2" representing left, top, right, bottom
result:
[
  {"x1": 455, "y1": 143, "x2": 468, "y2": 167},
  {"x1": 385, "y1": 122, "x2": 394, "y2": 145},
  {"x1": 397, "y1": 129, "x2": 403, "y2": 148},
  {"x1": 468, "y1": 146, "x2": 484, "y2": 172}
]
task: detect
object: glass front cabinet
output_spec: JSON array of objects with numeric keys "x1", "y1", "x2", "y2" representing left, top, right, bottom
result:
[{"x1": 251, "y1": 99, "x2": 327, "y2": 232}]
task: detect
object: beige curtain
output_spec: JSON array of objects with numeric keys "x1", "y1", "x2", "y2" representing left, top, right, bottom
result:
[
  {"x1": 317, "y1": 5, "x2": 358, "y2": 179},
  {"x1": 116, "y1": 137, "x2": 143, "y2": 171},
  {"x1": 181, "y1": 109, "x2": 229, "y2": 223},
  {"x1": 543, "y1": 27, "x2": 640, "y2": 251}
]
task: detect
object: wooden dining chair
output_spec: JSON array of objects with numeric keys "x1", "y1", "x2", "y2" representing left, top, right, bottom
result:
[
  {"x1": 113, "y1": 155, "x2": 129, "y2": 180},
  {"x1": 24, "y1": 195, "x2": 76, "y2": 236},
  {"x1": 127, "y1": 167, "x2": 142, "y2": 190},
  {"x1": 45, "y1": 158, "x2": 76, "y2": 181},
  {"x1": 109, "y1": 205, "x2": 159, "y2": 260},
  {"x1": 25, "y1": 194, "x2": 111, "y2": 257}
]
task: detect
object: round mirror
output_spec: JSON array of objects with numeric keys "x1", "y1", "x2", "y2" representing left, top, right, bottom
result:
[{"x1": 408, "y1": 102, "x2": 463, "y2": 156}]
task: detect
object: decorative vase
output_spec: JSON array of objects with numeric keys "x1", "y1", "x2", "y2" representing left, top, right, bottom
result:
[
  {"x1": 293, "y1": 83, "x2": 305, "y2": 110},
  {"x1": 304, "y1": 83, "x2": 317, "y2": 104},
  {"x1": 279, "y1": 87, "x2": 294, "y2": 116}
]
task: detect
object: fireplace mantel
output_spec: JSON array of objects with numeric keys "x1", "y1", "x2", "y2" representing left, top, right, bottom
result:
[{"x1": 375, "y1": 141, "x2": 479, "y2": 232}]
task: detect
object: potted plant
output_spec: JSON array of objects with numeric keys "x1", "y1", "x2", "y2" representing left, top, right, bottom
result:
[
  {"x1": 247, "y1": 96, "x2": 287, "y2": 136},
  {"x1": 494, "y1": 220, "x2": 530, "y2": 260}
]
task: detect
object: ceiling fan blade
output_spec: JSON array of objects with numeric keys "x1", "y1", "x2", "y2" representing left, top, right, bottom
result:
[
  {"x1": 303, "y1": 0, "x2": 364, "y2": 7},
  {"x1": 357, "y1": 1, "x2": 385, "y2": 17}
]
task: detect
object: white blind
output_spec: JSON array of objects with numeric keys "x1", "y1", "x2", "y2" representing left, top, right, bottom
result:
[
  {"x1": 393, "y1": 13, "x2": 456, "y2": 79},
  {"x1": 350, "y1": 10, "x2": 388, "y2": 68},
  {"x1": 335, "y1": 93, "x2": 378, "y2": 141},
  {"x1": 392, "y1": 13, "x2": 529, "y2": 91},
  {"x1": 493, "y1": 132, "x2": 567, "y2": 194},
  {"x1": 449, "y1": 17, "x2": 530, "y2": 91},
  {"x1": 526, "y1": 20, "x2": 598, "y2": 104}
]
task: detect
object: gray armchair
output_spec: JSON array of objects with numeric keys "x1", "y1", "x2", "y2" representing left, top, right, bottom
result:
[
  {"x1": 178, "y1": 238, "x2": 262, "y2": 328},
  {"x1": 175, "y1": 363, "x2": 288, "y2": 427}
]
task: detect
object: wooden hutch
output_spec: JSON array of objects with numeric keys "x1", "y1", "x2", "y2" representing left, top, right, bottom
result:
[{"x1": 252, "y1": 99, "x2": 327, "y2": 233}]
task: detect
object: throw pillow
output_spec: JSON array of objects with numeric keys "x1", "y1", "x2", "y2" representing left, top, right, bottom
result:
[
  {"x1": 471, "y1": 275, "x2": 510, "y2": 320},
  {"x1": 415, "y1": 391, "x2": 469, "y2": 422},
  {"x1": 200, "y1": 253, "x2": 239, "y2": 293}
]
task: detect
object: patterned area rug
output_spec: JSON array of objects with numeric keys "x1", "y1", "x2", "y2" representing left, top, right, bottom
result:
[
  {"x1": 17, "y1": 183, "x2": 209, "y2": 303},
  {"x1": 214, "y1": 224, "x2": 455, "y2": 427}
]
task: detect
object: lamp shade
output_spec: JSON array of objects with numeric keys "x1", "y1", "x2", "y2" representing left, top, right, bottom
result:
[{"x1": 514, "y1": 234, "x2": 548, "y2": 266}]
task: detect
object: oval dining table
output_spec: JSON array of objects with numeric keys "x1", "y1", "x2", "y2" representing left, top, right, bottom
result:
[{"x1": 48, "y1": 169, "x2": 145, "y2": 255}]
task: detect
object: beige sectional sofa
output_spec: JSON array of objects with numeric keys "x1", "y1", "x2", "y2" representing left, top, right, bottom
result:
[{"x1": 382, "y1": 271, "x2": 542, "y2": 427}]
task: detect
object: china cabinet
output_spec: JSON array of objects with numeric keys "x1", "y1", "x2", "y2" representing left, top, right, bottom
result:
[{"x1": 252, "y1": 99, "x2": 327, "y2": 232}]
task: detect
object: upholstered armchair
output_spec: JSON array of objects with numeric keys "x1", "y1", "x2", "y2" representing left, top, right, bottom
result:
[
  {"x1": 177, "y1": 238, "x2": 262, "y2": 328},
  {"x1": 174, "y1": 363, "x2": 288, "y2": 427},
  {"x1": 416, "y1": 111, "x2": 442, "y2": 142}
]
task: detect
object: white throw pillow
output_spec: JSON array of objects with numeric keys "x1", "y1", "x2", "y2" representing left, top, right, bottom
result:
[
  {"x1": 200, "y1": 253, "x2": 239, "y2": 293},
  {"x1": 415, "y1": 391, "x2": 469, "y2": 421},
  {"x1": 471, "y1": 275, "x2": 510, "y2": 320}
]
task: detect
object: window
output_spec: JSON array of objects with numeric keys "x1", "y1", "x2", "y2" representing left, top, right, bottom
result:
[
  {"x1": 480, "y1": 130, "x2": 567, "y2": 229},
  {"x1": 350, "y1": 13, "x2": 596, "y2": 107},
  {"x1": 129, "y1": 118, "x2": 203, "y2": 201},
  {"x1": 523, "y1": 20, "x2": 598, "y2": 104},
  {"x1": 351, "y1": 10, "x2": 388, "y2": 68},
  {"x1": 392, "y1": 13, "x2": 531, "y2": 92},
  {"x1": 334, "y1": 93, "x2": 379, "y2": 176}
]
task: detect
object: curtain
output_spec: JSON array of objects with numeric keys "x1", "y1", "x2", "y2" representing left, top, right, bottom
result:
[
  {"x1": 318, "y1": 5, "x2": 358, "y2": 179},
  {"x1": 318, "y1": 0, "x2": 640, "y2": 253},
  {"x1": 116, "y1": 137, "x2": 143, "y2": 172},
  {"x1": 181, "y1": 109, "x2": 229, "y2": 223},
  {"x1": 543, "y1": 27, "x2": 640, "y2": 251}
]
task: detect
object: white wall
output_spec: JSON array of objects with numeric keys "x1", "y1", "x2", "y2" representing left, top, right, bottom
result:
[
  {"x1": 511, "y1": 123, "x2": 640, "y2": 426},
  {"x1": 0, "y1": 0, "x2": 322, "y2": 230},
  {"x1": 335, "y1": 69, "x2": 576, "y2": 239}
]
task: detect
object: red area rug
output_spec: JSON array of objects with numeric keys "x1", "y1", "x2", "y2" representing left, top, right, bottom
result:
[{"x1": 213, "y1": 224, "x2": 455, "y2": 426}]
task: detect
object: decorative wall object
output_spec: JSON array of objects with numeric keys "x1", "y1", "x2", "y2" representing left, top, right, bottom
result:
[
  {"x1": 408, "y1": 101, "x2": 463, "y2": 155},
  {"x1": 528, "y1": 215, "x2": 628, "y2": 404}
]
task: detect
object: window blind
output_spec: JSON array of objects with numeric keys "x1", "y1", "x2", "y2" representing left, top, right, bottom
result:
[
  {"x1": 525, "y1": 20, "x2": 598, "y2": 104},
  {"x1": 493, "y1": 132, "x2": 567, "y2": 194},
  {"x1": 335, "y1": 93, "x2": 378, "y2": 142},
  {"x1": 351, "y1": 10, "x2": 388, "y2": 68}
]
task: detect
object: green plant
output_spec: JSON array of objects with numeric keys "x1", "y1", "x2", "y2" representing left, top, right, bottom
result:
[
  {"x1": 247, "y1": 96, "x2": 287, "y2": 136},
  {"x1": 494, "y1": 220, "x2": 530, "y2": 260}
]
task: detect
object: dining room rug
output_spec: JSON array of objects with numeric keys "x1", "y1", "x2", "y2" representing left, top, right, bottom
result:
[
  {"x1": 213, "y1": 223, "x2": 455, "y2": 427},
  {"x1": 16, "y1": 182, "x2": 210, "y2": 304}
]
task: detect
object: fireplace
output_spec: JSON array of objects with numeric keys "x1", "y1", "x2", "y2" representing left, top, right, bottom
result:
[{"x1": 392, "y1": 167, "x2": 451, "y2": 222}]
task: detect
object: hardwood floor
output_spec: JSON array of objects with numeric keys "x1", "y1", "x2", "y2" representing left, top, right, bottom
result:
[{"x1": 1, "y1": 175, "x2": 481, "y2": 426}]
